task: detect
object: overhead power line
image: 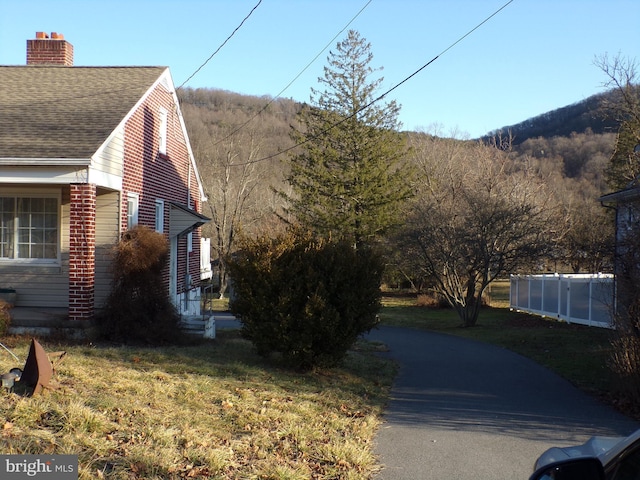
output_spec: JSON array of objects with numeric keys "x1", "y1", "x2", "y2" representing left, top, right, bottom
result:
[
  {"x1": 210, "y1": 0, "x2": 373, "y2": 147},
  {"x1": 176, "y1": 0, "x2": 263, "y2": 90},
  {"x1": 232, "y1": 0, "x2": 516, "y2": 167}
]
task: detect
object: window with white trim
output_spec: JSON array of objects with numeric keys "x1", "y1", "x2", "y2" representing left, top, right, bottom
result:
[
  {"x1": 159, "y1": 107, "x2": 168, "y2": 155},
  {"x1": 0, "y1": 195, "x2": 59, "y2": 262},
  {"x1": 155, "y1": 199, "x2": 164, "y2": 233},
  {"x1": 127, "y1": 193, "x2": 139, "y2": 229}
]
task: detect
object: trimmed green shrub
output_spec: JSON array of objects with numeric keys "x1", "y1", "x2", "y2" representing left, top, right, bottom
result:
[
  {"x1": 96, "y1": 225, "x2": 181, "y2": 344},
  {"x1": 227, "y1": 231, "x2": 383, "y2": 370}
]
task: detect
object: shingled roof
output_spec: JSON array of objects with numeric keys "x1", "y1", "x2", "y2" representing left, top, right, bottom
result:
[{"x1": 0, "y1": 65, "x2": 167, "y2": 160}]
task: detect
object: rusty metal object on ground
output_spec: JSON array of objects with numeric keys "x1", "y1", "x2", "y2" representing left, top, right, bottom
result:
[{"x1": 13, "y1": 339, "x2": 66, "y2": 396}]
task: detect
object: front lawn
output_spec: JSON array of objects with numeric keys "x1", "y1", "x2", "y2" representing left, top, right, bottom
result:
[
  {"x1": 0, "y1": 332, "x2": 394, "y2": 479},
  {"x1": 0, "y1": 286, "x2": 622, "y2": 478}
]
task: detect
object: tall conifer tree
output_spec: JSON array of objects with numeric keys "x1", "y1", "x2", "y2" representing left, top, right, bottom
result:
[{"x1": 284, "y1": 30, "x2": 413, "y2": 248}]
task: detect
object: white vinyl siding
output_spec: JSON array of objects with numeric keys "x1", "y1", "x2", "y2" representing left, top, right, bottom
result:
[
  {"x1": 94, "y1": 191, "x2": 120, "y2": 308},
  {"x1": 95, "y1": 127, "x2": 125, "y2": 177}
]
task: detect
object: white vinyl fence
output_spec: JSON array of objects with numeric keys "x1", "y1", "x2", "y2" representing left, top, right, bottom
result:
[{"x1": 510, "y1": 273, "x2": 614, "y2": 328}]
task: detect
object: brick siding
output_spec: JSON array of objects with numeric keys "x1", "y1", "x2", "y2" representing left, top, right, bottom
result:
[{"x1": 121, "y1": 81, "x2": 203, "y2": 295}]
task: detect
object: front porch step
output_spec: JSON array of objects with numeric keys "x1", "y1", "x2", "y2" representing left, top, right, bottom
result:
[{"x1": 179, "y1": 315, "x2": 216, "y2": 339}]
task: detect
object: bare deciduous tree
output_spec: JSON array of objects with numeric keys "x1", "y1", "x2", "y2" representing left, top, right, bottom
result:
[
  {"x1": 595, "y1": 54, "x2": 640, "y2": 407},
  {"x1": 198, "y1": 132, "x2": 266, "y2": 296},
  {"x1": 551, "y1": 177, "x2": 614, "y2": 273},
  {"x1": 180, "y1": 90, "x2": 293, "y2": 296},
  {"x1": 595, "y1": 54, "x2": 640, "y2": 190},
  {"x1": 396, "y1": 135, "x2": 559, "y2": 327}
]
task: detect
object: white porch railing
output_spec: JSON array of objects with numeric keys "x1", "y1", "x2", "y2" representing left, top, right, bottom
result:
[
  {"x1": 509, "y1": 273, "x2": 614, "y2": 328},
  {"x1": 177, "y1": 285, "x2": 215, "y2": 338}
]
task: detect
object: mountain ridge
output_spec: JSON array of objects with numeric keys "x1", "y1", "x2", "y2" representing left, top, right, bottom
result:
[{"x1": 484, "y1": 90, "x2": 620, "y2": 143}]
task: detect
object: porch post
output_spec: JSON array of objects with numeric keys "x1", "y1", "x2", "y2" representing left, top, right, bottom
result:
[{"x1": 69, "y1": 183, "x2": 96, "y2": 321}]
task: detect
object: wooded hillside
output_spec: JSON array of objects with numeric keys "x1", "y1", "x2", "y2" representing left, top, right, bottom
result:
[
  {"x1": 488, "y1": 90, "x2": 620, "y2": 143},
  {"x1": 178, "y1": 86, "x2": 620, "y2": 290},
  {"x1": 180, "y1": 87, "x2": 618, "y2": 193}
]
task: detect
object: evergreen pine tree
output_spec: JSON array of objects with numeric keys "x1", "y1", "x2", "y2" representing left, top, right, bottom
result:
[{"x1": 284, "y1": 30, "x2": 413, "y2": 248}]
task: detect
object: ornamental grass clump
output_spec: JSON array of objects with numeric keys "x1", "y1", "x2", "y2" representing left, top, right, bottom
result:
[
  {"x1": 96, "y1": 225, "x2": 181, "y2": 344},
  {"x1": 0, "y1": 299, "x2": 11, "y2": 336}
]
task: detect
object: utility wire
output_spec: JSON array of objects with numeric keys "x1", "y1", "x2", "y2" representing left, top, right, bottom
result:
[
  {"x1": 177, "y1": 0, "x2": 263, "y2": 90},
  {"x1": 232, "y1": 0, "x2": 515, "y2": 167},
  {"x1": 210, "y1": 0, "x2": 373, "y2": 147}
]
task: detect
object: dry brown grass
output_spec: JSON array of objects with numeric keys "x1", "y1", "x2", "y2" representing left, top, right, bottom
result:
[{"x1": 0, "y1": 332, "x2": 395, "y2": 479}]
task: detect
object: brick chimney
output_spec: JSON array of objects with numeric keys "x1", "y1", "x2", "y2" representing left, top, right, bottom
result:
[{"x1": 27, "y1": 32, "x2": 74, "y2": 66}]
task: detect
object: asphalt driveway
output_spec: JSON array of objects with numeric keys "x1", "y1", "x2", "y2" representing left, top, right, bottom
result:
[{"x1": 367, "y1": 326, "x2": 640, "y2": 479}]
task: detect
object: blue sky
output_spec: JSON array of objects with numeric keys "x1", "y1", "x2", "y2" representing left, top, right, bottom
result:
[{"x1": 1, "y1": 0, "x2": 638, "y2": 138}]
